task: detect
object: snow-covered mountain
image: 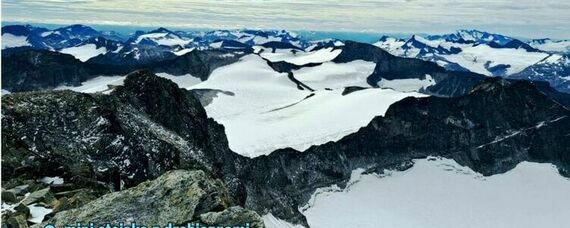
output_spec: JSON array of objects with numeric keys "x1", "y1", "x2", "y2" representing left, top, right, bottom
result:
[
  {"x1": 1, "y1": 24, "x2": 123, "y2": 56},
  {"x1": 1, "y1": 24, "x2": 333, "y2": 64},
  {"x1": 428, "y1": 29, "x2": 514, "y2": 45},
  {"x1": 3, "y1": 25, "x2": 568, "y2": 94},
  {"x1": 375, "y1": 30, "x2": 570, "y2": 93},
  {"x1": 59, "y1": 37, "x2": 123, "y2": 62},
  {"x1": 529, "y1": 39, "x2": 570, "y2": 55},
  {"x1": 510, "y1": 54, "x2": 570, "y2": 92}
]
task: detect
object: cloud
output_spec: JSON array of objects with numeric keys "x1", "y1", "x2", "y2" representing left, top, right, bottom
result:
[{"x1": 2, "y1": 0, "x2": 569, "y2": 38}]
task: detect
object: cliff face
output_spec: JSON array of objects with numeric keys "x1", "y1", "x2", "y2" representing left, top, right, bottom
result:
[{"x1": 2, "y1": 72, "x2": 569, "y2": 227}]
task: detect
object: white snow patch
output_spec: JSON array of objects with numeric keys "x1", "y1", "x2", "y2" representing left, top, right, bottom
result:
[
  {"x1": 261, "y1": 47, "x2": 342, "y2": 65},
  {"x1": 529, "y1": 40, "x2": 570, "y2": 54},
  {"x1": 374, "y1": 37, "x2": 406, "y2": 52},
  {"x1": 41, "y1": 31, "x2": 54, "y2": 37},
  {"x1": 334, "y1": 40, "x2": 345, "y2": 47},
  {"x1": 220, "y1": 88, "x2": 424, "y2": 156},
  {"x1": 28, "y1": 204, "x2": 53, "y2": 224},
  {"x1": 190, "y1": 55, "x2": 424, "y2": 156},
  {"x1": 60, "y1": 44, "x2": 107, "y2": 62},
  {"x1": 155, "y1": 73, "x2": 202, "y2": 88},
  {"x1": 191, "y1": 56, "x2": 425, "y2": 157},
  {"x1": 252, "y1": 46, "x2": 263, "y2": 54},
  {"x1": 377, "y1": 74, "x2": 436, "y2": 92},
  {"x1": 292, "y1": 60, "x2": 376, "y2": 90},
  {"x1": 542, "y1": 54, "x2": 563, "y2": 64},
  {"x1": 39, "y1": 176, "x2": 64, "y2": 185},
  {"x1": 190, "y1": 54, "x2": 308, "y2": 118},
  {"x1": 55, "y1": 75, "x2": 125, "y2": 94},
  {"x1": 302, "y1": 158, "x2": 570, "y2": 228},
  {"x1": 209, "y1": 41, "x2": 223, "y2": 49},
  {"x1": 2, "y1": 33, "x2": 31, "y2": 49},
  {"x1": 55, "y1": 72, "x2": 201, "y2": 94},
  {"x1": 263, "y1": 213, "x2": 305, "y2": 228},
  {"x1": 172, "y1": 48, "x2": 195, "y2": 56},
  {"x1": 1, "y1": 202, "x2": 17, "y2": 214},
  {"x1": 135, "y1": 33, "x2": 189, "y2": 46},
  {"x1": 444, "y1": 44, "x2": 548, "y2": 76},
  {"x1": 238, "y1": 35, "x2": 282, "y2": 45}
]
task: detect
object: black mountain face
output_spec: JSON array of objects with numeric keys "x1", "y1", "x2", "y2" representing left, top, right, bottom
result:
[
  {"x1": 333, "y1": 41, "x2": 485, "y2": 97},
  {"x1": 1, "y1": 49, "x2": 92, "y2": 92},
  {"x1": 3, "y1": 72, "x2": 569, "y2": 226},
  {"x1": 150, "y1": 49, "x2": 249, "y2": 80},
  {"x1": 1, "y1": 49, "x2": 247, "y2": 92},
  {"x1": 488, "y1": 39, "x2": 540, "y2": 52}
]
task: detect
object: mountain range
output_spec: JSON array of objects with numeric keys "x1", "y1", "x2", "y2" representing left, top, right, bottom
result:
[
  {"x1": 2, "y1": 25, "x2": 570, "y2": 94},
  {"x1": 375, "y1": 29, "x2": 570, "y2": 93}
]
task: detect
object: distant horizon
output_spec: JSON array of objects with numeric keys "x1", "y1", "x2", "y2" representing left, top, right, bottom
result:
[
  {"x1": 2, "y1": 21, "x2": 559, "y2": 43},
  {"x1": 3, "y1": 0, "x2": 569, "y2": 40}
]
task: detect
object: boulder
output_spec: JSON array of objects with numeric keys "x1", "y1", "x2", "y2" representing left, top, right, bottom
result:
[
  {"x1": 5, "y1": 215, "x2": 29, "y2": 228},
  {"x1": 199, "y1": 206, "x2": 264, "y2": 228},
  {"x1": 43, "y1": 170, "x2": 259, "y2": 227},
  {"x1": 21, "y1": 188, "x2": 55, "y2": 206}
]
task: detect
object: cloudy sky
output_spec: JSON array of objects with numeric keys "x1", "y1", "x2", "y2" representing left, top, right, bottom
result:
[{"x1": 2, "y1": 0, "x2": 569, "y2": 38}]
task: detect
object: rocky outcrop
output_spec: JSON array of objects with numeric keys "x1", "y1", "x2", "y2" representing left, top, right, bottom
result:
[
  {"x1": 2, "y1": 71, "x2": 251, "y2": 225},
  {"x1": 199, "y1": 206, "x2": 264, "y2": 228},
  {"x1": 2, "y1": 70, "x2": 247, "y2": 192},
  {"x1": 41, "y1": 170, "x2": 262, "y2": 227}
]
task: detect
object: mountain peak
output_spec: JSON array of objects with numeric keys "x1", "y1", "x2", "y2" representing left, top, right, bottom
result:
[
  {"x1": 150, "y1": 27, "x2": 173, "y2": 34},
  {"x1": 61, "y1": 24, "x2": 97, "y2": 32}
]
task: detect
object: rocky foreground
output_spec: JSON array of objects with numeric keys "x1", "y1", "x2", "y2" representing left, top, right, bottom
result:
[{"x1": 2, "y1": 70, "x2": 569, "y2": 227}]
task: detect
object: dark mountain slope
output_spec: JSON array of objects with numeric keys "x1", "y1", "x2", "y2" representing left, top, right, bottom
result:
[
  {"x1": 1, "y1": 49, "x2": 92, "y2": 92},
  {"x1": 150, "y1": 49, "x2": 248, "y2": 80},
  {"x1": 334, "y1": 41, "x2": 486, "y2": 97},
  {"x1": 1, "y1": 49, "x2": 247, "y2": 92}
]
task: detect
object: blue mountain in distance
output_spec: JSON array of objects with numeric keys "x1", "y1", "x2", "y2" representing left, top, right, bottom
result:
[{"x1": 2, "y1": 23, "x2": 569, "y2": 93}]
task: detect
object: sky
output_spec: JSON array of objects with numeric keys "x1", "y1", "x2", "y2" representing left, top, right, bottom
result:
[{"x1": 2, "y1": 0, "x2": 570, "y2": 39}]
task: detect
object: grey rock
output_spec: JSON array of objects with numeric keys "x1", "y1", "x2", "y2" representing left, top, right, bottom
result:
[
  {"x1": 199, "y1": 206, "x2": 264, "y2": 228},
  {"x1": 43, "y1": 170, "x2": 235, "y2": 226},
  {"x1": 2, "y1": 190, "x2": 18, "y2": 203},
  {"x1": 21, "y1": 188, "x2": 54, "y2": 206},
  {"x1": 5, "y1": 215, "x2": 29, "y2": 228}
]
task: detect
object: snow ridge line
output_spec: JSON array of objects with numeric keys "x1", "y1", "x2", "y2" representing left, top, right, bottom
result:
[{"x1": 476, "y1": 115, "x2": 568, "y2": 149}]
